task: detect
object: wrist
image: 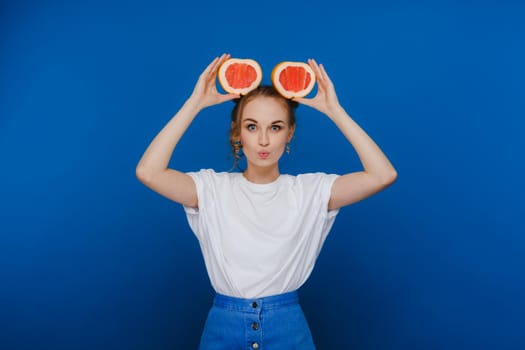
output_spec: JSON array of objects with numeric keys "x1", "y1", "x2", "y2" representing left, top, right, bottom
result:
[
  {"x1": 184, "y1": 95, "x2": 205, "y2": 114},
  {"x1": 326, "y1": 104, "x2": 347, "y2": 121}
]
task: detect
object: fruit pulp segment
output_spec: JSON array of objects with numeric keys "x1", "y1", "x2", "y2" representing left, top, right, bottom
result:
[
  {"x1": 225, "y1": 63, "x2": 257, "y2": 89},
  {"x1": 278, "y1": 67, "x2": 312, "y2": 92}
]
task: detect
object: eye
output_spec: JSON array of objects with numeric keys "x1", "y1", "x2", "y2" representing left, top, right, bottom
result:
[
  {"x1": 246, "y1": 124, "x2": 257, "y2": 131},
  {"x1": 271, "y1": 125, "x2": 282, "y2": 131}
]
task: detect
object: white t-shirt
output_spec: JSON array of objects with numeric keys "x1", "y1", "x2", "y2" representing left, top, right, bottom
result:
[{"x1": 184, "y1": 169, "x2": 339, "y2": 299}]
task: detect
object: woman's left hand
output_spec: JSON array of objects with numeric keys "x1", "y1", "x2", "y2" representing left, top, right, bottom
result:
[{"x1": 293, "y1": 59, "x2": 343, "y2": 118}]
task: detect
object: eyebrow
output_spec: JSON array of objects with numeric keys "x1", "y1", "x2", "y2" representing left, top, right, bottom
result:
[{"x1": 242, "y1": 118, "x2": 285, "y2": 124}]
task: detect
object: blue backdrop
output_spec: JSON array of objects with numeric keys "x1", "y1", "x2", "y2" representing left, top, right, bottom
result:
[{"x1": 1, "y1": 1, "x2": 524, "y2": 349}]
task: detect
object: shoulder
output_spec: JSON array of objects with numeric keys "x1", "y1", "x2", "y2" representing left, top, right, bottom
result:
[
  {"x1": 294, "y1": 172, "x2": 339, "y2": 186},
  {"x1": 294, "y1": 173, "x2": 340, "y2": 199},
  {"x1": 278, "y1": 173, "x2": 339, "y2": 195},
  {"x1": 187, "y1": 169, "x2": 240, "y2": 186}
]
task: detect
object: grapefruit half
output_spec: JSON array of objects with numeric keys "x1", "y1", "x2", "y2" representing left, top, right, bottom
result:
[
  {"x1": 271, "y1": 61, "x2": 316, "y2": 99},
  {"x1": 217, "y1": 58, "x2": 262, "y2": 95}
]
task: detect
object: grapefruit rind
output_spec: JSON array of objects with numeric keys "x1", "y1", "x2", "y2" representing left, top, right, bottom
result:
[
  {"x1": 217, "y1": 58, "x2": 263, "y2": 95},
  {"x1": 271, "y1": 61, "x2": 316, "y2": 99}
]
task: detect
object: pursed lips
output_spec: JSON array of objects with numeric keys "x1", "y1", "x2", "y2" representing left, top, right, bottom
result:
[{"x1": 258, "y1": 152, "x2": 270, "y2": 159}]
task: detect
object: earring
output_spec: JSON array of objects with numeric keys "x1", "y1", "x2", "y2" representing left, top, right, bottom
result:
[
  {"x1": 286, "y1": 143, "x2": 291, "y2": 155},
  {"x1": 234, "y1": 140, "x2": 243, "y2": 157}
]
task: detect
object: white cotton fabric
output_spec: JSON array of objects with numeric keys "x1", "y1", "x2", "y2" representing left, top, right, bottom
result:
[{"x1": 183, "y1": 169, "x2": 339, "y2": 299}]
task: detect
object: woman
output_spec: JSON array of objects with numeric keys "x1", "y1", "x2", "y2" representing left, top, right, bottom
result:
[{"x1": 136, "y1": 53, "x2": 397, "y2": 349}]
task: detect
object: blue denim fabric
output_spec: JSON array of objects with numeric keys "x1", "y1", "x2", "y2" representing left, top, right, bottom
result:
[{"x1": 198, "y1": 291, "x2": 316, "y2": 350}]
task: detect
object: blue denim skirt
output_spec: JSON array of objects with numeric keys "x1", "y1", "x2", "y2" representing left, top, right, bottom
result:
[{"x1": 198, "y1": 291, "x2": 316, "y2": 349}]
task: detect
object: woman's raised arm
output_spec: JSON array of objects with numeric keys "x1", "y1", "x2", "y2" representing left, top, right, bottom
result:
[
  {"x1": 294, "y1": 59, "x2": 397, "y2": 210},
  {"x1": 135, "y1": 53, "x2": 239, "y2": 207}
]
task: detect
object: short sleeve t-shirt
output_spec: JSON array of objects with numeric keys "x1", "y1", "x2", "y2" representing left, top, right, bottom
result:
[{"x1": 184, "y1": 169, "x2": 339, "y2": 299}]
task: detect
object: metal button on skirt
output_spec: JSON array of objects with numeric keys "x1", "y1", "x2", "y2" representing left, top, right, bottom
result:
[{"x1": 198, "y1": 291, "x2": 316, "y2": 350}]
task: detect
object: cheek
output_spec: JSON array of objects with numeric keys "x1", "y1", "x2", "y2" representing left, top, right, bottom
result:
[
  {"x1": 239, "y1": 131, "x2": 250, "y2": 145},
  {"x1": 281, "y1": 133, "x2": 291, "y2": 144}
]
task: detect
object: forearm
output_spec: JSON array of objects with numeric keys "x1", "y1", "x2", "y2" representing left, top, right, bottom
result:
[
  {"x1": 136, "y1": 98, "x2": 202, "y2": 179},
  {"x1": 327, "y1": 106, "x2": 397, "y2": 182}
]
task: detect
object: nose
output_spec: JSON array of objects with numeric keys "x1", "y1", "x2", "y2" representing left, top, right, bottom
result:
[{"x1": 258, "y1": 130, "x2": 269, "y2": 146}]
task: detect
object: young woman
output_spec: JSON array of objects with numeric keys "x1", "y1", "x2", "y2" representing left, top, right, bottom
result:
[{"x1": 136, "y1": 53, "x2": 397, "y2": 349}]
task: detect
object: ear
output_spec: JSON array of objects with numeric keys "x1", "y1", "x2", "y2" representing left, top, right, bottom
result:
[{"x1": 288, "y1": 125, "x2": 296, "y2": 142}]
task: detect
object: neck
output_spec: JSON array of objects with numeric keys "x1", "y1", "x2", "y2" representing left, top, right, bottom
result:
[{"x1": 243, "y1": 164, "x2": 280, "y2": 184}]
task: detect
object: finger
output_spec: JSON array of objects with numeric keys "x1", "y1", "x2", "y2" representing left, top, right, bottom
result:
[
  {"x1": 293, "y1": 97, "x2": 306, "y2": 104},
  {"x1": 202, "y1": 54, "x2": 227, "y2": 86},
  {"x1": 216, "y1": 53, "x2": 231, "y2": 70},
  {"x1": 204, "y1": 53, "x2": 229, "y2": 80},
  {"x1": 226, "y1": 92, "x2": 240, "y2": 100},
  {"x1": 308, "y1": 58, "x2": 327, "y2": 88},
  {"x1": 197, "y1": 57, "x2": 220, "y2": 86},
  {"x1": 308, "y1": 58, "x2": 322, "y2": 78},
  {"x1": 218, "y1": 93, "x2": 241, "y2": 104},
  {"x1": 293, "y1": 96, "x2": 314, "y2": 108},
  {"x1": 319, "y1": 63, "x2": 333, "y2": 85},
  {"x1": 211, "y1": 53, "x2": 232, "y2": 82},
  {"x1": 310, "y1": 60, "x2": 332, "y2": 92},
  {"x1": 203, "y1": 56, "x2": 221, "y2": 76},
  {"x1": 209, "y1": 56, "x2": 224, "y2": 77}
]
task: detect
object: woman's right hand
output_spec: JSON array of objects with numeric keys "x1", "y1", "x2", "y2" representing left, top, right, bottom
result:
[{"x1": 187, "y1": 53, "x2": 240, "y2": 110}]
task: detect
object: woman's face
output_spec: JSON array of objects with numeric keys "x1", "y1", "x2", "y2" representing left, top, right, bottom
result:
[{"x1": 239, "y1": 96, "x2": 294, "y2": 170}]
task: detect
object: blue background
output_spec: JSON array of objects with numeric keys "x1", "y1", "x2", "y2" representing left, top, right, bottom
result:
[{"x1": 1, "y1": 0, "x2": 524, "y2": 349}]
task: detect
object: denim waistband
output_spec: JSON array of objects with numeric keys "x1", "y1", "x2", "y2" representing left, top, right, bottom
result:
[{"x1": 213, "y1": 291, "x2": 299, "y2": 312}]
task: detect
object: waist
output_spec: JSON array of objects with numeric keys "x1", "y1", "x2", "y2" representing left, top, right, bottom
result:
[{"x1": 213, "y1": 290, "x2": 299, "y2": 312}]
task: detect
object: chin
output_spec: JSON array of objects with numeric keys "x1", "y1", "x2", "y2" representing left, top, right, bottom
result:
[{"x1": 247, "y1": 158, "x2": 278, "y2": 168}]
